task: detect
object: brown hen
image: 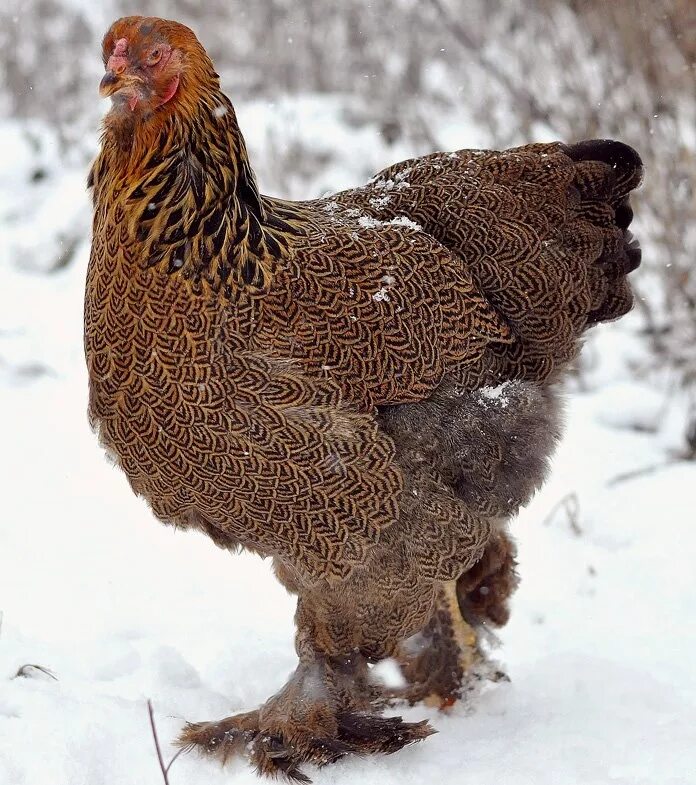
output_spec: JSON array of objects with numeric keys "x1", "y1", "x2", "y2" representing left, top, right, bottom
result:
[{"x1": 85, "y1": 16, "x2": 643, "y2": 782}]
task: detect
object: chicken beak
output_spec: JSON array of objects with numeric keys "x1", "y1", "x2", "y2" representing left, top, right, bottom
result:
[
  {"x1": 99, "y1": 67, "x2": 144, "y2": 112},
  {"x1": 99, "y1": 70, "x2": 120, "y2": 97}
]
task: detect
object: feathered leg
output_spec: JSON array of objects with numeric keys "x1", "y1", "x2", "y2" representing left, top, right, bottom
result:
[
  {"x1": 377, "y1": 379, "x2": 560, "y2": 710},
  {"x1": 179, "y1": 540, "x2": 438, "y2": 781},
  {"x1": 180, "y1": 378, "x2": 559, "y2": 776},
  {"x1": 393, "y1": 531, "x2": 517, "y2": 707},
  {"x1": 393, "y1": 580, "x2": 481, "y2": 708}
]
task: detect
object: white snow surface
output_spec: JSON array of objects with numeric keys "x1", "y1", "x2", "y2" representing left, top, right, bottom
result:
[{"x1": 1, "y1": 108, "x2": 695, "y2": 785}]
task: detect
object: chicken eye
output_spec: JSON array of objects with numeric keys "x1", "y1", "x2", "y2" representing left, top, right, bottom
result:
[{"x1": 147, "y1": 48, "x2": 162, "y2": 65}]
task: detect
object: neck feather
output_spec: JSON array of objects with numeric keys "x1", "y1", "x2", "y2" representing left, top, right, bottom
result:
[{"x1": 90, "y1": 88, "x2": 303, "y2": 299}]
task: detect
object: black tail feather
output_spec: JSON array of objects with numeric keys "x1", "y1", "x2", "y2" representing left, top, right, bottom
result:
[{"x1": 562, "y1": 139, "x2": 643, "y2": 324}]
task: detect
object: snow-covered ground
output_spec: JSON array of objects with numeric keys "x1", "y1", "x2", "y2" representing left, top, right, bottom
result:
[{"x1": 1, "y1": 107, "x2": 695, "y2": 785}]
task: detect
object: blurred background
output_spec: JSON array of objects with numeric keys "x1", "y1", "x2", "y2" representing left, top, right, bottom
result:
[
  {"x1": 0, "y1": 0, "x2": 694, "y2": 447},
  {"x1": 1, "y1": 4, "x2": 695, "y2": 782}
]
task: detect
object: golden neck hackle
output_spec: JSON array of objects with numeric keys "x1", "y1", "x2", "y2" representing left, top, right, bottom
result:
[{"x1": 89, "y1": 86, "x2": 302, "y2": 301}]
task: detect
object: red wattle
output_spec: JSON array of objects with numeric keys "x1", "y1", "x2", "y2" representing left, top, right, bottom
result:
[{"x1": 160, "y1": 75, "x2": 180, "y2": 106}]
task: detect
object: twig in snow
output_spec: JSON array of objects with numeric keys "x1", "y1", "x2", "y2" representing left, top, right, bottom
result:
[
  {"x1": 14, "y1": 664, "x2": 58, "y2": 681},
  {"x1": 607, "y1": 458, "x2": 680, "y2": 487},
  {"x1": 542, "y1": 492, "x2": 582, "y2": 536},
  {"x1": 147, "y1": 699, "x2": 186, "y2": 785}
]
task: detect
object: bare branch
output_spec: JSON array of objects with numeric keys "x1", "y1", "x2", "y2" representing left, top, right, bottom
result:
[
  {"x1": 607, "y1": 459, "x2": 680, "y2": 487},
  {"x1": 425, "y1": 0, "x2": 553, "y2": 128},
  {"x1": 542, "y1": 492, "x2": 582, "y2": 536},
  {"x1": 148, "y1": 700, "x2": 172, "y2": 785},
  {"x1": 14, "y1": 664, "x2": 58, "y2": 681}
]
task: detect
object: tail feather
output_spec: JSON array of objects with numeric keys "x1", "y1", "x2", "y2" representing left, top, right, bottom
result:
[
  {"x1": 563, "y1": 138, "x2": 643, "y2": 197},
  {"x1": 562, "y1": 139, "x2": 643, "y2": 325},
  {"x1": 328, "y1": 138, "x2": 644, "y2": 385}
]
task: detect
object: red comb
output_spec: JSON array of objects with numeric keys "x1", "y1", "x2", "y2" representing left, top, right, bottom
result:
[{"x1": 113, "y1": 38, "x2": 128, "y2": 56}]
